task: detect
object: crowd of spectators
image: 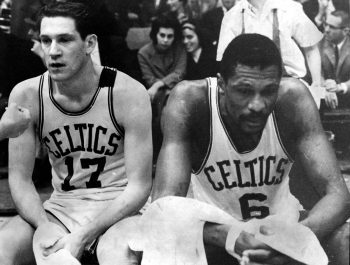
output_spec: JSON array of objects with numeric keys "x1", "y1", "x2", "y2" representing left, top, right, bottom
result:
[{"x1": 0, "y1": 0, "x2": 349, "y2": 162}]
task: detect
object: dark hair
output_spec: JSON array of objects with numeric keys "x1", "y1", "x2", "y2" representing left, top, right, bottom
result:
[
  {"x1": 150, "y1": 15, "x2": 182, "y2": 44},
  {"x1": 181, "y1": 20, "x2": 211, "y2": 49},
  {"x1": 220, "y1": 34, "x2": 283, "y2": 81},
  {"x1": 330, "y1": 10, "x2": 350, "y2": 28},
  {"x1": 38, "y1": 1, "x2": 95, "y2": 39}
]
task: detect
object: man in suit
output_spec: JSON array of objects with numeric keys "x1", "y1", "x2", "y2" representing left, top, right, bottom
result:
[
  {"x1": 321, "y1": 10, "x2": 350, "y2": 109},
  {"x1": 199, "y1": 0, "x2": 236, "y2": 52},
  {"x1": 320, "y1": 10, "x2": 350, "y2": 155}
]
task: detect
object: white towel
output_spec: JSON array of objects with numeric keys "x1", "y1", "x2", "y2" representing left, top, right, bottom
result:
[{"x1": 130, "y1": 196, "x2": 328, "y2": 265}]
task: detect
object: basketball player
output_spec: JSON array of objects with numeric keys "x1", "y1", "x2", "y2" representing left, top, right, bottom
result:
[
  {"x1": 0, "y1": 1, "x2": 152, "y2": 265},
  {"x1": 153, "y1": 34, "x2": 350, "y2": 265},
  {"x1": 0, "y1": 102, "x2": 30, "y2": 140}
]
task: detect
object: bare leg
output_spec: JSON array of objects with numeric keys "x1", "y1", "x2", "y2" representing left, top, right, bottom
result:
[
  {"x1": 0, "y1": 215, "x2": 35, "y2": 265},
  {"x1": 97, "y1": 216, "x2": 141, "y2": 265}
]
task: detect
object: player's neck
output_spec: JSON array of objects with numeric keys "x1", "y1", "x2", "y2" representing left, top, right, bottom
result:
[{"x1": 54, "y1": 60, "x2": 101, "y2": 99}]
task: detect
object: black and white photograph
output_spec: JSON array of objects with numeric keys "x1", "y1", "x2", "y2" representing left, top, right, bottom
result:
[{"x1": 0, "y1": 0, "x2": 349, "y2": 265}]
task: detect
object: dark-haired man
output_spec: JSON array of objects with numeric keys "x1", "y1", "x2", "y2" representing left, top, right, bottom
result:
[
  {"x1": 153, "y1": 34, "x2": 350, "y2": 265},
  {"x1": 0, "y1": 1, "x2": 152, "y2": 264}
]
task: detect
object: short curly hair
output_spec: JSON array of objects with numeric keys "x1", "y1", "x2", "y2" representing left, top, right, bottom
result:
[{"x1": 149, "y1": 15, "x2": 182, "y2": 45}]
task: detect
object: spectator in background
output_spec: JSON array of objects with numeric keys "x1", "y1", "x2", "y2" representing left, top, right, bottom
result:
[
  {"x1": 182, "y1": 21, "x2": 217, "y2": 80},
  {"x1": 200, "y1": 0, "x2": 219, "y2": 14},
  {"x1": 0, "y1": 30, "x2": 46, "y2": 100},
  {"x1": 320, "y1": 10, "x2": 350, "y2": 109},
  {"x1": 217, "y1": 0, "x2": 324, "y2": 106},
  {"x1": 166, "y1": 0, "x2": 194, "y2": 24},
  {"x1": 138, "y1": 15, "x2": 186, "y2": 159},
  {"x1": 314, "y1": 0, "x2": 349, "y2": 29},
  {"x1": 199, "y1": 0, "x2": 236, "y2": 52}
]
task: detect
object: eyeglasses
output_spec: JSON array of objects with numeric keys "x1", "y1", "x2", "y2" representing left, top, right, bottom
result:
[{"x1": 323, "y1": 22, "x2": 345, "y2": 30}]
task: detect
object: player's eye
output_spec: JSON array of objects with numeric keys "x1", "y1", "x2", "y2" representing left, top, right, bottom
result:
[{"x1": 40, "y1": 38, "x2": 51, "y2": 45}]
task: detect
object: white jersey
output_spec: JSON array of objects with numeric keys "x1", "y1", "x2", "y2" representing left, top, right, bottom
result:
[
  {"x1": 192, "y1": 78, "x2": 302, "y2": 221},
  {"x1": 40, "y1": 68, "x2": 127, "y2": 230}
]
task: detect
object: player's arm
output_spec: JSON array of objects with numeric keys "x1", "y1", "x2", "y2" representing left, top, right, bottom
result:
[
  {"x1": 152, "y1": 81, "x2": 196, "y2": 200},
  {"x1": 8, "y1": 79, "x2": 49, "y2": 228},
  {"x1": 0, "y1": 102, "x2": 30, "y2": 140},
  {"x1": 77, "y1": 76, "x2": 153, "y2": 244},
  {"x1": 278, "y1": 78, "x2": 350, "y2": 239}
]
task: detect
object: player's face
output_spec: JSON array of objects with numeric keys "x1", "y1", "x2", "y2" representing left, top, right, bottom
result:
[
  {"x1": 40, "y1": 16, "x2": 91, "y2": 82},
  {"x1": 156, "y1": 27, "x2": 175, "y2": 51},
  {"x1": 183, "y1": 28, "x2": 200, "y2": 54},
  {"x1": 324, "y1": 15, "x2": 346, "y2": 44},
  {"x1": 220, "y1": 64, "x2": 280, "y2": 135}
]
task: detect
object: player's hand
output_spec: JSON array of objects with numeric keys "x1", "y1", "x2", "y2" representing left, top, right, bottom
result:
[
  {"x1": 0, "y1": 103, "x2": 31, "y2": 139},
  {"x1": 235, "y1": 226, "x2": 293, "y2": 265},
  {"x1": 324, "y1": 79, "x2": 338, "y2": 93},
  {"x1": 324, "y1": 91, "x2": 338, "y2": 109},
  {"x1": 42, "y1": 231, "x2": 86, "y2": 260}
]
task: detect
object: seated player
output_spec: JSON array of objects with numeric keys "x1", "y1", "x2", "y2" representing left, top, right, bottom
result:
[
  {"x1": 153, "y1": 34, "x2": 350, "y2": 265},
  {"x1": 0, "y1": 1, "x2": 152, "y2": 265}
]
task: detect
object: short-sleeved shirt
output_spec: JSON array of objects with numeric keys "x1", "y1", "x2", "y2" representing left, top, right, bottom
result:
[{"x1": 216, "y1": 0, "x2": 323, "y2": 78}]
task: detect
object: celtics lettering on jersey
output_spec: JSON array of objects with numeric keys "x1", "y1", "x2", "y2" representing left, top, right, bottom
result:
[
  {"x1": 43, "y1": 123, "x2": 121, "y2": 159},
  {"x1": 43, "y1": 123, "x2": 122, "y2": 191},
  {"x1": 204, "y1": 156, "x2": 289, "y2": 191}
]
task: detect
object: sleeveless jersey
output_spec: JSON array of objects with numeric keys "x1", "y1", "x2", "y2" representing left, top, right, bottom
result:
[
  {"x1": 40, "y1": 68, "x2": 127, "y2": 230},
  {"x1": 191, "y1": 78, "x2": 302, "y2": 221}
]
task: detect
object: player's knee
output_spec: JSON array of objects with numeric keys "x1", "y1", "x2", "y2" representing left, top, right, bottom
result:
[
  {"x1": 0, "y1": 217, "x2": 34, "y2": 265},
  {"x1": 97, "y1": 217, "x2": 141, "y2": 265},
  {"x1": 99, "y1": 217, "x2": 138, "y2": 251},
  {"x1": 324, "y1": 222, "x2": 349, "y2": 265}
]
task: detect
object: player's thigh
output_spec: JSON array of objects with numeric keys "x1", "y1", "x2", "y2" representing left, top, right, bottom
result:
[
  {"x1": 97, "y1": 215, "x2": 141, "y2": 265},
  {"x1": 0, "y1": 215, "x2": 35, "y2": 265}
]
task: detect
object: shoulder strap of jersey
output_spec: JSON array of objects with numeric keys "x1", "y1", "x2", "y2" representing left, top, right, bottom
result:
[
  {"x1": 99, "y1": 67, "x2": 117, "y2": 88},
  {"x1": 38, "y1": 73, "x2": 45, "y2": 142}
]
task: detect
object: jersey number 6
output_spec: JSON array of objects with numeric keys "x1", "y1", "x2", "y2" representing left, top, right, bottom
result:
[
  {"x1": 239, "y1": 193, "x2": 270, "y2": 220},
  {"x1": 62, "y1": 156, "x2": 107, "y2": 191}
]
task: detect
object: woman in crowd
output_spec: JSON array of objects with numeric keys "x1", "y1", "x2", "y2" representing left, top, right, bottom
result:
[
  {"x1": 138, "y1": 15, "x2": 186, "y2": 159},
  {"x1": 182, "y1": 20, "x2": 218, "y2": 80}
]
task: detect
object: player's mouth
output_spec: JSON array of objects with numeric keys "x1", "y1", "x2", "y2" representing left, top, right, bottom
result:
[
  {"x1": 49, "y1": 63, "x2": 65, "y2": 70},
  {"x1": 244, "y1": 116, "x2": 265, "y2": 128}
]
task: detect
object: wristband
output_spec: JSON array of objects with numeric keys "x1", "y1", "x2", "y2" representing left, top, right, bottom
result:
[{"x1": 225, "y1": 226, "x2": 243, "y2": 260}]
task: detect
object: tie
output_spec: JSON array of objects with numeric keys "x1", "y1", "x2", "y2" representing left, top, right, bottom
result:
[{"x1": 334, "y1": 45, "x2": 339, "y2": 68}]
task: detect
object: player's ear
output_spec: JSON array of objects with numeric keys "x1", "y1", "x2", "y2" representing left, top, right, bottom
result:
[{"x1": 85, "y1": 34, "x2": 97, "y2": 55}]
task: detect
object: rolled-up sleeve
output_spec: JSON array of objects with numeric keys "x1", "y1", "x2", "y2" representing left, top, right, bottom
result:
[{"x1": 291, "y1": 4, "x2": 323, "y2": 48}]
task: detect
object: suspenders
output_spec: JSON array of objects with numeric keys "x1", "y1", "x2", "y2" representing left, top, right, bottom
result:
[{"x1": 241, "y1": 8, "x2": 289, "y2": 76}]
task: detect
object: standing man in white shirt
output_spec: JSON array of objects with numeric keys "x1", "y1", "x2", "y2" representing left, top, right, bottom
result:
[{"x1": 217, "y1": 0, "x2": 324, "y2": 105}]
